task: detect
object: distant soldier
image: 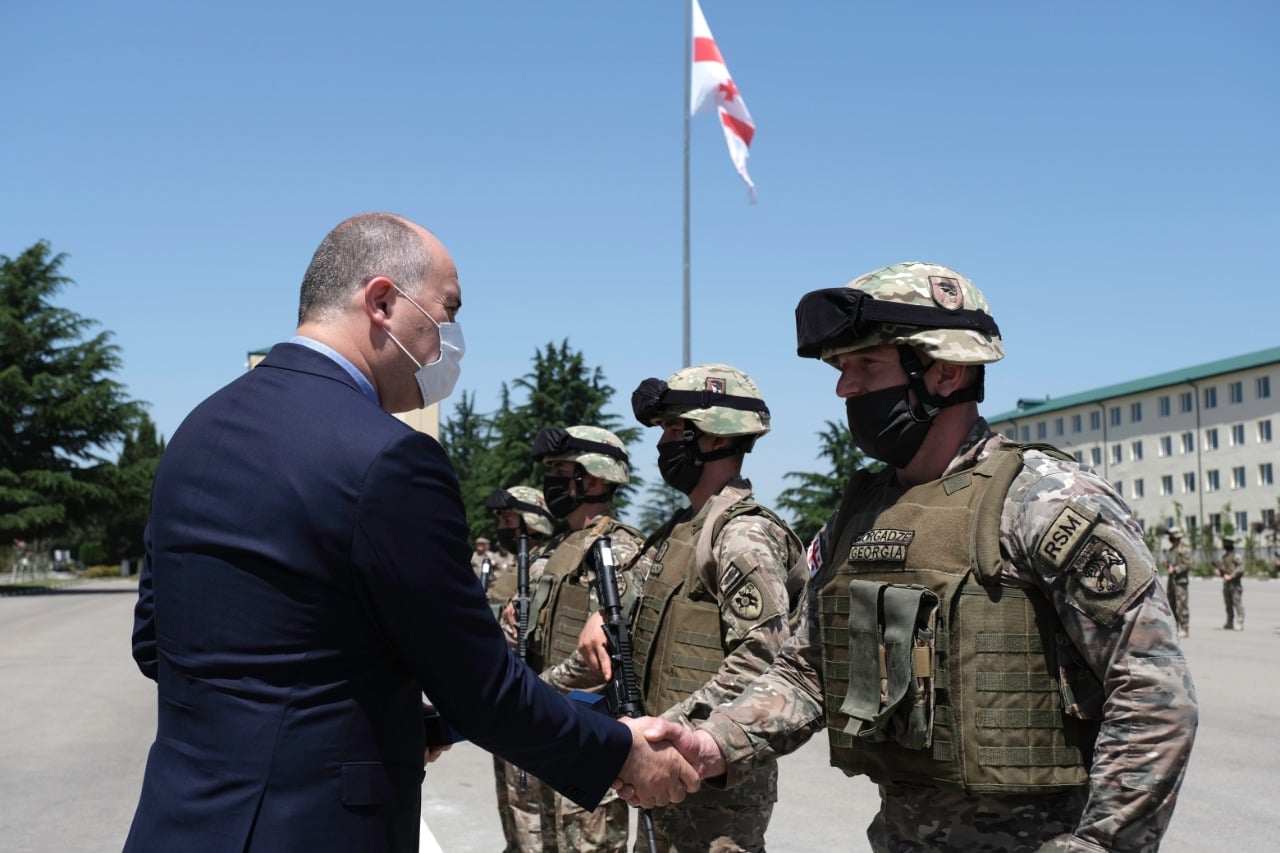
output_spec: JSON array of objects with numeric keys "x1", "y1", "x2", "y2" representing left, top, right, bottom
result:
[
  {"x1": 485, "y1": 486, "x2": 557, "y2": 852},
  {"x1": 1216, "y1": 535, "x2": 1244, "y2": 630},
  {"x1": 500, "y1": 426, "x2": 646, "y2": 852},
  {"x1": 1164, "y1": 526, "x2": 1193, "y2": 637},
  {"x1": 584, "y1": 364, "x2": 806, "y2": 852},
  {"x1": 471, "y1": 536, "x2": 492, "y2": 579}
]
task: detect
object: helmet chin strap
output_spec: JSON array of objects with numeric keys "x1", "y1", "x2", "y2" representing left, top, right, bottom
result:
[{"x1": 896, "y1": 346, "x2": 983, "y2": 423}]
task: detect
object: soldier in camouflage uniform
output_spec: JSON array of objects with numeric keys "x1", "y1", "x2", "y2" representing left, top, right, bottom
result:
[
  {"x1": 661, "y1": 264, "x2": 1197, "y2": 852},
  {"x1": 1216, "y1": 535, "x2": 1244, "y2": 630},
  {"x1": 485, "y1": 486, "x2": 557, "y2": 853},
  {"x1": 1163, "y1": 526, "x2": 1192, "y2": 637},
  {"x1": 471, "y1": 536, "x2": 493, "y2": 579},
  {"x1": 498, "y1": 426, "x2": 646, "y2": 852},
  {"x1": 585, "y1": 364, "x2": 806, "y2": 853}
]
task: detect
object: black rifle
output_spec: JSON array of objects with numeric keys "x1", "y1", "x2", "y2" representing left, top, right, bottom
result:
[
  {"x1": 514, "y1": 530, "x2": 531, "y2": 795},
  {"x1": 591, "y1": 535, "x2": 659, "y2": 853},
  {"x1": 479, "y1": 556, "x2": 493, "y2": 592}
]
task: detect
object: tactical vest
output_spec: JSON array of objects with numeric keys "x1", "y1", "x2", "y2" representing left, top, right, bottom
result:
[
  {"x1": 632, "y1": 490, "x2": 804, "y2": 716},
  {"x1": 818, "y1": 443, "x2": 1101, "y2": 795},
  {"x1": 533, "y1": 517, "x2": 642, "y2": 675}
]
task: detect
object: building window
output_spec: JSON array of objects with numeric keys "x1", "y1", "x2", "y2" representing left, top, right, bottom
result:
[
  {"x1": 1134, "y1": 478, "x2": 1144, "y2": 498},
  {"x1": 1232, "y1": 466, "x2": 1246, "y2": 489},
  {"x1": 1090, "y1": 411, "x2": 1102, "y2": 431},
  {"x1": 1206, "y1": 469, "x2": 1220, "y2": 491},
  {"x1": 1160, "y1": 435, "x2": 1173, "y2": 457},
  {"x1": 1110, "y1": 406, "x2": 1121, "y2": 426},
  {"x1": 1158, "y1": 395, "x2": 1171, "y2": 417},
  {"x1": 1111, "y1": 444, "x2": 1122, "y2": 464},
  {"x1": 1055, "y1": 417, "x2": 1064, "y2": 436},
  {"x1": 1183, "y1": 472, "x2": 1196, "y2": 493},
  {"x1": 1204, "y1": 387, "x2": 1217, "y2": 409},
  {"x1": 1131, "y1": 440, "x2": 1143, "y2": 461},
  {"x1": 1205, "y1": 428, "x2": 1218, "y2": 450},
  {"x1": 1091, "y1": 447, "x2": 1102, "y2": 467},
  {"x1": 1005, "y1": 428, "x2": 1017, "y2": 440},
  {"x1": 1181, "y1": 431, "x2": 1195, "y2": 453},
  {"x1": 1161, "y1": 475, "x2": 1173, "y2": 496},
  {"x1": 1208, "y1": 513, "x2": 1221, "y2": 532},
  {"x1": 1235, "y1": 511, "x2": 1248, "y2": 532},
  {"x1": 1073, "y1": 451, "x2": 1084, "y2": 464},
  {"x1": 1231, "y1": 424, "x2": 1245, "y2": 446},
  {"x1": 1263, "y1": 508, "x2": 1277, "y2": 529},
  {"x1": 1229, "y1": 381, "x2": 1243, "y2": 404},
  {"x1": 1116, "y1": 481, "x2": 1124, "y2": 497},
  {"x1": 1037, "y1": 421, "x2": 1047, "y2": 440},
  {"x1": 1259, "y1": 420, "x2": 1273, "y2": 443},
  {"x1": 1186, "y1": 515, "x2": 1197, "y2": 531},
  {"x1": 1259, "y1": 376, "x2": 1272, "y2": 399},
  {"x1": 1020, "y1": 425, "x2": 1030, "y2": 442},
  {"x1": 1072, "y1": 414, "x2": 1082, "y2": 433},
  {"x1": 1261, "y1": 463, "x2": 1274, "y2": 486},
  {"x1": 1130, "y1": 402, "x2": 1142, "y2": 422}
]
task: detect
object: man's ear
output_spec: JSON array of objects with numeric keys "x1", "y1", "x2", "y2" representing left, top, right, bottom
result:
[
  {"x1": 363, "y1": 276, "x2": 396, "y2": 328},
  {"x1": 933, "y1": 361, "x2": 972, "y2": 397}
]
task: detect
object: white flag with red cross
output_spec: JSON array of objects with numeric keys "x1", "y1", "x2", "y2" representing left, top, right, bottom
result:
[{"x1": 690, "y1": 0, "x2": 757, "y2": 203}]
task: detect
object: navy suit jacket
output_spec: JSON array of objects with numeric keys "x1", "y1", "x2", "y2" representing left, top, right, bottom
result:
[{"x1": 125, "y1": 343, "x2": 630, "y2": 852}]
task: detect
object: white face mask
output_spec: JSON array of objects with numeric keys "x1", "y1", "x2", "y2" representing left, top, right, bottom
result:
[{"x1": 384, "y1": 284, "x2": 465, "y2": 408}]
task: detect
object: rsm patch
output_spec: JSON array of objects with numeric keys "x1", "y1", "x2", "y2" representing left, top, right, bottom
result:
[
  {"x1": 848, "y1": 528, "x2": 914, "y2": 563},
  {"x1": 1037, "y1": 503, "x2": 1097, "y2": 570}
]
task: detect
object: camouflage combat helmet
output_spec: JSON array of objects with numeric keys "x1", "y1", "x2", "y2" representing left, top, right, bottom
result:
[
  {"x1": 489, "y1": 485, "x2": 555, "y2": 537},
  {"x1": 531, "y1": 425, "x2": 629, "y2": 484},
  {"x1": 1167, "y1": 526, "x2": 1184, "y2": 539},
  {"x1": 795, "y1": 262, "x2": 1004, "y2": 367},
  {"x1": 632, "y1": 363, "x2": 770, "y2": 438}
]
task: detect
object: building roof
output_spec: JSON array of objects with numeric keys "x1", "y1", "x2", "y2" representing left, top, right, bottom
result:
[{"x1": 988, "y1": 345, "x2": 1280, "y2": 423}]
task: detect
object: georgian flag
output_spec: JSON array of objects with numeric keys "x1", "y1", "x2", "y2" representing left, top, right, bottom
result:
[{"x1": 690, "y1": 0, "x2": 757, "y2": 203}]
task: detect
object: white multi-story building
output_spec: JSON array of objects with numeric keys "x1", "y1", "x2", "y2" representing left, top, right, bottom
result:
[{"x1": 987, "y1": 346, "x2": 1280, "y2": 541}]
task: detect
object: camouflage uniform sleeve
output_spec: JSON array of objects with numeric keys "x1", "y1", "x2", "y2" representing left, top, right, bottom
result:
[
  {"x1": 672, "y1": 515, "x2": 819, "y2": 775},
  {"x1": 1004, "y1": 452, "x2": 1198, "y2": 852}
]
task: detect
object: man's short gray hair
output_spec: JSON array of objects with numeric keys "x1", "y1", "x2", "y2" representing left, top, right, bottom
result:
[{"x1": 298, "y1": 212, "x2": 433, "y2": 324}]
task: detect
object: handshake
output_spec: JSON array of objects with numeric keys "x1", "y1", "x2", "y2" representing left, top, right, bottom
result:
[{"x1": 612, "y1": 716, "x2": 728, "y2": 808}]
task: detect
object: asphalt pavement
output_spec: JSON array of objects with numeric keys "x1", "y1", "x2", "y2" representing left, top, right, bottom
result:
[{"x1": 1, "y1": 576, "x2": 1274, "y2": 852}]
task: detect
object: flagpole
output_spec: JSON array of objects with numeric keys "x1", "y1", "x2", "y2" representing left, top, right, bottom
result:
[{"x1": 682, "y1": 0, "x2": 692, "y2": 369}]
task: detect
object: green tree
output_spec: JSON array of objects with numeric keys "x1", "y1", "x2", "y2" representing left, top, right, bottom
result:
[
  {"x1": 776, "y1": 420, "x2": 875, "y2": 544},
  {"x1": 442, "y1": 340, "x2": 639, "y2": 539},
  {"x1": 99, "y1": 412, "x2": 165, "y2": 562},
  {"x1": 1, "y1": 241, "x2": 146, "y2": 543}
]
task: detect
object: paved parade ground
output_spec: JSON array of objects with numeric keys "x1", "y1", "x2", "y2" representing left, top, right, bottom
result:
[{"x1": 1, "y1": 576, "x2": 1275, "y2": 852}]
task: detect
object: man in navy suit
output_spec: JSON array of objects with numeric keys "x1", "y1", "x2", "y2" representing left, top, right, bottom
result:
[{"x1": 125, "y1": 212, "x2": 697, "y2": 852}]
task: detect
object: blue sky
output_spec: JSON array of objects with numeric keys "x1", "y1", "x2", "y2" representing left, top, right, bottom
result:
[{"x1": 3, "y1": 1, "x2": 1277, "y2": 515}]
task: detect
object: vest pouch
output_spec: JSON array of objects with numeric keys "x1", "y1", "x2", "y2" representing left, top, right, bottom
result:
[{"x1": 839, "y1": 580, "x2": 938, "y2": 751}]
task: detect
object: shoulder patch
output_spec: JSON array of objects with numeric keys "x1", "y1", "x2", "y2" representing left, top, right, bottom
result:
[
  {"x1": 729, "y1": 580, "x2": 764, "y2": 620},
  {"x1": 1037, "y1": 501, "x2": 1097, "y2": 570},
  {"x1": 1068, "y1": 536, "x2": 1127, "y2": 596}
]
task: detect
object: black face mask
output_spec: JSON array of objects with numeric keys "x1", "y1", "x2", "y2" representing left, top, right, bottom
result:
[
  {"x1": 845, "y1": 385, "x2": 936, "y2": 469},
  {"x1": 658, "y1": 440, "x2": 703, "y2": 494},
  {"x1": 496, "y1": 528, "x2": 519, "y2": 552},
  {"x1": 542, "y1": 474, "x2": 578, "y2": 519}
]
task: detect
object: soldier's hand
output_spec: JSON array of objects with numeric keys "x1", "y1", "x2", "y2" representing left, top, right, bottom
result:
[
  {"x1": 577, "y1": 611, "x2": 611, "y2": 680},
  {"x1": 501, "y1": 600, "x2": 516, "y2": 631},
  {"x1": 614, "y1": 716, "x2": 700, "y2": 808},
  {"x1": 614, "y1": 718, "x2": 725, "y2": 807},
  {"x1": 423, "y1": 744, "x2": 451, "y2": 766}
]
